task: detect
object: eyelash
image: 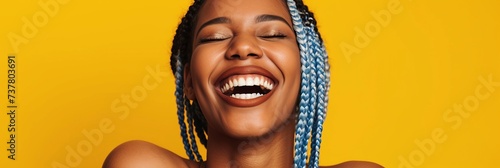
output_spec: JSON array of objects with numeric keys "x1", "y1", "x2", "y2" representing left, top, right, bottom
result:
[
  {"x1": 260, "y1": 33, "x2": 287, "y2": 39},
  {"x1": 199, "y1": 36, "x2": 230, "y2": 43},
  {"x1": 199, "y1": 33, "x2": 287, "y2": 43}
]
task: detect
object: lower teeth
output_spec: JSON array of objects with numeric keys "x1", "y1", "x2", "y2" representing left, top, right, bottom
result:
[{"x1": 230, "y1": 93, "x2": 263, "y2": 99}]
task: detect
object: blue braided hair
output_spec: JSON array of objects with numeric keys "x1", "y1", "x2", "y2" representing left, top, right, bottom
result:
[
  {"x1": 286, "y1": 0, "x2": 329, "y2": 167},
  {"x1": 169, "y1": 0, "x2": 330, "y2": 167}
]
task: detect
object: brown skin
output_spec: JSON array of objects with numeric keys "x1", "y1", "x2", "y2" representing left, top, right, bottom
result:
[
  {"x1": 103, "y1": 141, "x2": 383, "y2": 168},
  {"x1": 186, "y1": 0, "x2": 302, "y2": 140},
  {"x1": 103, "y1": 0, "x2": 383, "y2": 167}
]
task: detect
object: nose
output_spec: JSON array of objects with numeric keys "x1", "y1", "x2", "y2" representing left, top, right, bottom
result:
[{"x1": 225, "y1": 34, "x2": 263, "y2": 60}]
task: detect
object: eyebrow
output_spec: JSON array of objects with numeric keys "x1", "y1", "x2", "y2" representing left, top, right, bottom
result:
[
  {"x1": 255, "y1": 14, "x2": 292, "y2": 29},
  {"x1": 196, "y1": 17, "x2": 231, "y2": 37},
  {"x1": 196, "y1": 14, "x2": 292, "y2": 37}
]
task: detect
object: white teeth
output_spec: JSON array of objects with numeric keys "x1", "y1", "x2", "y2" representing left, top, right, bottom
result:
[
  {"x1": 233, "y1": 79, "x2": 238, "y2": 87},
  {"x1": 246, "y1": 78, "x2": 254, "y2": 86},
  {"x1": 238, "y1": 78, "x2": 245, "y2": 86},
  {"x1": 220, "y1": 75, "x2": 275, "y2": 95},
  {"x1": 230, "y1": 93, "x2": 263, "y2": 99},
  {"x1": 227, "y1": 83, "x2": 231, "y2": 90}
]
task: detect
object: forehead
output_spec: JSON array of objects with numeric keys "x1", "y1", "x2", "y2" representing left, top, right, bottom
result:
[{"x1": 196, "y1": 0, "x2": 290, "y2": 25}]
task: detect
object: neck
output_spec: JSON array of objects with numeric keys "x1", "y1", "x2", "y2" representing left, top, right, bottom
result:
[{"x1": 205, "y1": 120, "x2": 295, "y2": 168}]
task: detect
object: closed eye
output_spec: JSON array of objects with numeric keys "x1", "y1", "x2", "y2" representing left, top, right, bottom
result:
[
  {"x1": 199, "y1": 37, "x2": 230, "y2": 43},
  {"x1": 259, "y1": 33, "x2": 287, "y2": 39}
]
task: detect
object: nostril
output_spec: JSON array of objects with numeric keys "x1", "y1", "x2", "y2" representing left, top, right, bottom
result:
[
  {"x1": 247, "y1": 53, "x2": 259, "y2": 57},
  {"x1": 228, "y1": 53, "x2": 258, "y2": 60},
  {"x1": 230, "y1": 54, "x2": 241, "y2": 59},
  {"x1": 225, "y1": 36, "x2": 263, "y2": 60}
]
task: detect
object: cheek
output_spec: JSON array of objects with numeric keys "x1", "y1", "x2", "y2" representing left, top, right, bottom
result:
[
  {"x1": 265, "y1": 43, "x2": 302, "y2": 108},
  {"x1": 279, "y1": 45, "x2": 302, "y2": 101},
  {"x1": 266, "y1": 43, "x2": 301, "y2": 81},
  {"x1": 190, "y1": 45, "x2": 226, "y2": 84},
  {"x1": 189, "y1": 46, "x2": 225, "y2": 111}
]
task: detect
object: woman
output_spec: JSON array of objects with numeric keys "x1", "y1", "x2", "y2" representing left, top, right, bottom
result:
[{"x1": 104, "y1": 0, "x2": 382, "y2": 167}]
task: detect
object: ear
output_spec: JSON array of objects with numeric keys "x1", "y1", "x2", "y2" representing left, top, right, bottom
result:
[{"x1": 183, "y1": 64, "x2": 196, "y2": 100}]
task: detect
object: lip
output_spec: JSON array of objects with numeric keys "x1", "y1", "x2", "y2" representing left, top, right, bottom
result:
[{"x1": 215, "y1": 66, "x2": 278, "y2": 107}]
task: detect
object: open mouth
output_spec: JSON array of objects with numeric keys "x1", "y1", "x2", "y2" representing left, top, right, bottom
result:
[
  {"x1": 220, "y1": 75, "x2": 274, "y2": 100},
  {"x1": 215, "y1": 66, "x2": 278, "y2": 106}
]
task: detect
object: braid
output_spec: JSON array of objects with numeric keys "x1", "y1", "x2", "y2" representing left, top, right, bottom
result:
[
  {"x1": 185, "y1": 99, "x2": 203, "y2": 161},
  {"x1": 170, "y1": 0, "x2": 206, "y2": 162},
  {"x1": 294, "y1": 0, "x2": 324, "y2": 43},
  {"x1": 306, "y1": 26, "x2": 318, "y2": 167},
  {"x1": 170, "y1": 0, "x2": 205, "y2": 74},
  {"x1": 286, "y1": 0, "x2": 310, "y2": 167},
  {"x1": 298, "y1": 1, "x2": 329, "y2": 166},
  {"x1": 193, "y1": 100, "x2": 208, "y2": 147},
  {"x1": 170, "y1": 0, "x2": 330, "y2": 167},
  {"x1": 173, "y1": 53, "x2": 192, "y2": 160},
  {"x1": 308, "y1": 24, "x2": 329, "y2": 168},
  {"x1": 286, "y1": 0, "x2": 329, "y2": 168}
]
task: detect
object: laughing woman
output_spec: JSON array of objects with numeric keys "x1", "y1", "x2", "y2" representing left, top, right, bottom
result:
[{"x1": 104, "y1": 0, "x2": 383, "y2": 167}]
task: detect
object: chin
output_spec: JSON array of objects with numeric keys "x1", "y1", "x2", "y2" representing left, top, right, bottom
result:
[
  {"x1": 215, "y1": 106, "x2": 295, "y2": 139},
  {"x1": 225, "y1": 127, "x2": 271, "y2": 139}
]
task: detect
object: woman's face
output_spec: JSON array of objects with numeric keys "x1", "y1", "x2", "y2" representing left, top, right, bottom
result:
[{"x1": 185, "y1": 0, "x2": 301, "y2": 138}]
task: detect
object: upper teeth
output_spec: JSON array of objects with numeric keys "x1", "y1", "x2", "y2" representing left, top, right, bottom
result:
[{"x1": 220, "y1": 75, "x2": 274, "y2": 94}]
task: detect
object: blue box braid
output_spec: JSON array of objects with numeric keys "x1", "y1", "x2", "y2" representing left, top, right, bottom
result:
[
  {"x1": 287, "y1": 1, "x2": 330, "y2": 167},
  {"x1": 171, "y1": 0, "x2": 205, "y2": 162}
]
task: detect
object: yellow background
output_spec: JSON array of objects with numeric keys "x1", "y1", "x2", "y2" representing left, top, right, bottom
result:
[{"x1": 1, "y1": 0, "x2": 499, "y2": 167}]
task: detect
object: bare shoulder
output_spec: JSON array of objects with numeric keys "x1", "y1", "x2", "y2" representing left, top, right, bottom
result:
[
  {"x1": 103, "y1": 140, "x2": 198, "y2": 168},
  {"x1": 322, "y1": 161, "x2": 384, "y2": 168}
]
